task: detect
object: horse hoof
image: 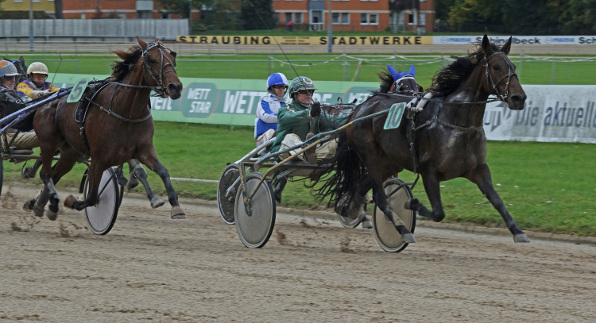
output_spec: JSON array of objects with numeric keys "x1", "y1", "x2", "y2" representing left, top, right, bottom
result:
[
  {"x1": 45, "y1": 208, "x2": 58, "y2": 221},
  {"x1": 404, "y1": 198, "x2": 419, "y2": 210},
  {"x1": 64, "y1": 195, "x2": 76, "y2": 209},
  {"x1": 126, "y1": 177, "x2": 139, "y2": 190},
  {"x1": 361, "y1": 218, "x2": 373, "y2": 229},
  {"x1": 171, "y1": 205, "x2": 186, "y2": 219},
  {"x1": 150, "y1": 196, "x2": 166, "y2": 209},
  {"x1": 402, "y1": 233, "x2": 416, "y2": 244},
  {"x1": 23, "y1": 199, "x2": 36, "y2": 211},
  {"x1": 514, "y1": 233, "x2": 530, "y2": 243},
  {"x1": 21, "y1": 167, "x2": 35, "y2": 179}
]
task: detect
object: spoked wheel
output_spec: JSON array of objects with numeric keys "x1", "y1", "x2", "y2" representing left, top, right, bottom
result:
[
  {"x1": 84, "y1": 167, "x2": 122, "y2": 235},
  {"x1": 373, "y1": 178, "x2": 416, "y2": 253},
  {"x1": 234, "y1": 172, "x2": 276, "y2": 248},
  {"x1": 217, "y1": 163, "x2": 240, "y2": 224}
]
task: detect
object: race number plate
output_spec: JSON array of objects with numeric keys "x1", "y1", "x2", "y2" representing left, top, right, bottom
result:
[
  {"x1": 67, "y1": 78, "x2": 90, "y2": 103},
  {"x1": 383, "y1": 102, "x2": 406, "y2": 130}
]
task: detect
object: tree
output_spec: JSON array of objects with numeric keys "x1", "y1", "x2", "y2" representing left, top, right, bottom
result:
[
  {"x1": 240, "y1": 0, "x2": 276, "y2": 30},
  {"x1": 557, "y1": 0, "x2": 596, "y2": 34},
  {"x1": 155, "y1": 0, "x2": 214, "y2": 18}
]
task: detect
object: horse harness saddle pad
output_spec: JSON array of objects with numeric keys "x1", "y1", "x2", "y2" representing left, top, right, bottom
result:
[
  {"x1": 74, "y1": 80, "x2": 110, "y2": 153},
  {"x1": 74, "y1": 80, "x2": 110, "y2": 125}
]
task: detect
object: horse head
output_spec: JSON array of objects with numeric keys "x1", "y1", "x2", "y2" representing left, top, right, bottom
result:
[
  {"x1": 387, "y1": 64, "x2": 422, "y2": 93},
  {"x1": 137, "y1": 37, "x2": 183, "y2": 100},
  {"x1": 476, "y1": 34, "x2": 526, "y2": 110}
]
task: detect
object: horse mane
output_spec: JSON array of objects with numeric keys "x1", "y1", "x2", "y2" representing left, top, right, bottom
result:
[
  {"x1": 429, "y1": 42, "x2": 501, "y2": 96},
  {"x1": 110, "y1": 45, "x2": 142, "y2": 82},
  {"x1": 376, "y1": 70, "x2": 394, "y2": 94}
]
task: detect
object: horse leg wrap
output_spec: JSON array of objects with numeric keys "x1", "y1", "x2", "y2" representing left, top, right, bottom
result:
[
  {"x1": 171, "y1": 205, "x2": 186, "y2": 219},
  {"x1": 391, "y1": 211, "x2": 405, "y2": 227}
]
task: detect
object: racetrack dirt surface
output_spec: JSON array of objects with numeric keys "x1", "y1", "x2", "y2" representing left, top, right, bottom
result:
[{"x1": 1, "y1": 182, "x2": 595, "y2": 322}]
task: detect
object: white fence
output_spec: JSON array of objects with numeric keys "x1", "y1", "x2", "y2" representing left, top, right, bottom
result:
[{"x1": 0, "y1": 19, "x2": 188, "y2": 42}]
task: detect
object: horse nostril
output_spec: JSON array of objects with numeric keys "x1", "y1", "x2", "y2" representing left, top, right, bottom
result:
[{"x1": 168, "y1": 83, "x2": 183, "y2": 99}]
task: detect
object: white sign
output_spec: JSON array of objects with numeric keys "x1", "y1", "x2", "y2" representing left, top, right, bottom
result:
[{"x1": 484, "y1": 85, "x2": 596, "y2": 143}]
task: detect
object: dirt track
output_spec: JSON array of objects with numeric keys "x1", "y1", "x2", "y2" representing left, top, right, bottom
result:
[{"x1": 1, "y1": 182, "x2": 595, "y2": 322}]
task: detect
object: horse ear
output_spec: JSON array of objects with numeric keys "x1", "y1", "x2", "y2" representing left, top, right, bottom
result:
[
  {"x1": 501, "y1": 36, "x2": 512, "y2": 55},
  {"x1": 481, "y1": 34, "x2": 494, "y2": 56},
  {"x1": 408, "y1": 65, "x2": 415, "y2": 78},
  {"x1": 137, "y1": 37, "x2": 148, "y2": 50},
  {"x1": 387, "y1": 65, "x2": 400, "y2": 80}
]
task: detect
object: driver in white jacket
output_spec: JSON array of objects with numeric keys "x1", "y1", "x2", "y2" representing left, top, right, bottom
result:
[{"x1": 254, "y1": 72, "x2": 288, "y2": 147}]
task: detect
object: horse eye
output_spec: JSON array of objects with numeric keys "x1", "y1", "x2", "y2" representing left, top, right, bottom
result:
[{"x1": 493, "y1": 64, "x2": 501, "y2": 71}]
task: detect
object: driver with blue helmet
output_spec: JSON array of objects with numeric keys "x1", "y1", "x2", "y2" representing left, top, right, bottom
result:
[{"x1": 254, "y1": 72, "x2": 288, "y2": 147}]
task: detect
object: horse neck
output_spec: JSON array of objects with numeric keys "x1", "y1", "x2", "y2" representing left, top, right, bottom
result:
[
  {"x1": 113, "y1": 62, "x2": 152, "y2": 118},
  {"x1": 440, "y1": 66, "x2": 490, "y2": 128}
]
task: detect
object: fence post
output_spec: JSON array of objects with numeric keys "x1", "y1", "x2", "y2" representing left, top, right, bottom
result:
[
  {"x1": 342, "y1": 53, "x2": 348, "y2": 82},
  {"x1": 551, "y1": 59, "x2": 555, "y2": 85},
  {"x1": 518, "y1": 50, "x2": 523, "y2": 81}
]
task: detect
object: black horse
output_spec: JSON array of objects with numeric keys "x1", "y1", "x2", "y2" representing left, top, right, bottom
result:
[{"x1": 316, "y1": 35, "x2": 530, "y2": 244}]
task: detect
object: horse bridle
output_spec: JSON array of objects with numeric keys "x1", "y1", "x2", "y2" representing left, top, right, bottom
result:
[
  {"x1": 483, "y1": 52, "x2": 517, "y2": 102},
  {"x1": 141, "y1": 41, "x2": 177, "y2": 96},
  {"x1": 394, "y1": 75, "x2": 417, "y2": 92},
  {"x1": 112, "y1": 40, "x2": 177, "y2": 97}
]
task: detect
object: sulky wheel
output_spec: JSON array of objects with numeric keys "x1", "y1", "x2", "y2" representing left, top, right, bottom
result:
[
  {"x1": 84, "y1": 167, "x2": 121, "y2": 235},
  {"x1": 0, "y1": 157, "x2": 3, "y2": 199},
  {"x1": 217, "y1": 163, "x2": 240, "y2": 224},
  {"x1": 372, "y1": 178, "x2": 416, "y2": 253},
  {"x1": 234, "y1": 172, "x2": 276, "y2": 248}
]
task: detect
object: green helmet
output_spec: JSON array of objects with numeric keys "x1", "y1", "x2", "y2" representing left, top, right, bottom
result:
[{"x1": 288, "y1": 76, "x2": 317, "y2": 99}]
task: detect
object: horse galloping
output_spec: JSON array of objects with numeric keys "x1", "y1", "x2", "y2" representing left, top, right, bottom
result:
[
  {"x1": 316, "y1": 35, "x2": 530, "y2": 243},
  {"x1": 28, "y1": 37, "x2": 184, "y2": 220}
]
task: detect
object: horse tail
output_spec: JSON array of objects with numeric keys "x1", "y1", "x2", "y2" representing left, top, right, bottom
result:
[{"x1": 311, "y1": 130, "x2": 365, "y2": 210}]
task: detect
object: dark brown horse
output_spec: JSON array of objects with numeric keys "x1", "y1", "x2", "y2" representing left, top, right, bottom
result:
[
  {"x1": 316, "y1": 35, "x2": 529, "y2": 244},
  {"x1": 28, "y1": 38, "x2": 184, "y2": 220}
]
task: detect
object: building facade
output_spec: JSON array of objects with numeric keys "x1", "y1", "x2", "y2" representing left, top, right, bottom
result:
[{"x1": 273, "y1": 0, "x2": 434, "y2": 33}]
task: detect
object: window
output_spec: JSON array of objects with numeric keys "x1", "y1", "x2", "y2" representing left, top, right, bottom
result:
[
  {"x1": 311, "y1": 10, "x2": 323, "y2": 24},
  {"x1": 369, "y1": 14, "x2": 377, "y2": 25},
  {"x1": 295, "y1": 13, "x2": 303, "y2": 24},
  {"x1": 333, "y1": 13, "x2": 350, "y2": 25},
  {"x1": 361, "y1": 13, "x2": 378, "y2": 25},
  {"x1": 285, "y1": 12, "x2": 292, "y2": 22}
]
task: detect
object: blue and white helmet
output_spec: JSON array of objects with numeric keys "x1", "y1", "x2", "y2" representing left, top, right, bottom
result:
[{"x1": 266, "y1": 72, "x2": 289, "y2": 91}]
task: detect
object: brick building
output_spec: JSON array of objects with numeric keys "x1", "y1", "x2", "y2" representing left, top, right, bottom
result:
[{"x1": 273, "y1": 0, "x2": 434, "y2": 33}]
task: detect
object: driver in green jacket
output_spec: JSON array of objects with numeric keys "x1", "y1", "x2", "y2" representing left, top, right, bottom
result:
[
  {"x1": 270, "y1": 76, "x2": 336, "y2": 163},
  {"x1": 270, "y1": 76, "x2": 372, "y2": 229}
]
